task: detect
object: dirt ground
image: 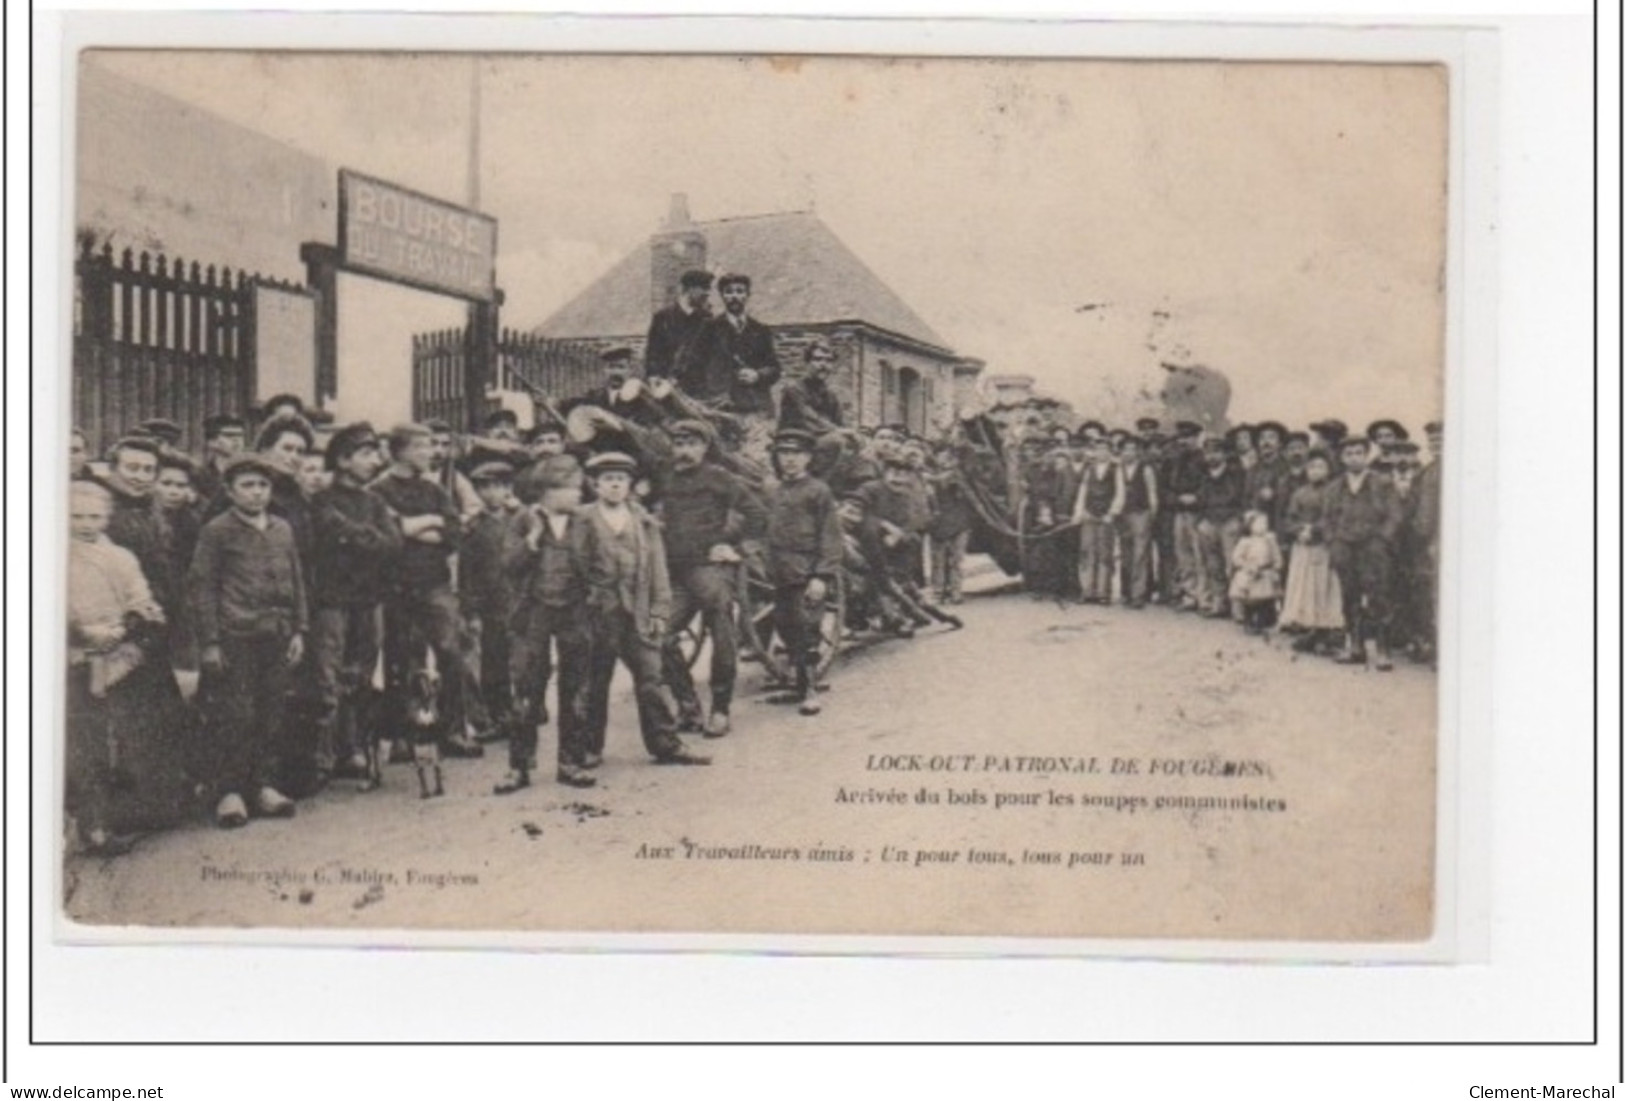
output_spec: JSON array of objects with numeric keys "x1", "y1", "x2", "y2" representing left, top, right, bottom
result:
[{"x1": 62, "y1": 572, "x2": 1437, "y2": 944}]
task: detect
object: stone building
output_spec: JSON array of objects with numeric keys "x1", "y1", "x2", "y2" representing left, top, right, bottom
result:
[{"x1": 535, "y1": 195, "x2": 984, "y2": 437}]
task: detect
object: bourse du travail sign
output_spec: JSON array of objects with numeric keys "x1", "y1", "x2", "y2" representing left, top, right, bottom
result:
[{"x1": 338, "y1": 169, "x2": 497, "y2": 302}]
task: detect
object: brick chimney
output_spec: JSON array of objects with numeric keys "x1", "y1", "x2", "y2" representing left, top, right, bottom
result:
[{"x1": 650, "y1": 192, "x2": 706, "y2": 314}]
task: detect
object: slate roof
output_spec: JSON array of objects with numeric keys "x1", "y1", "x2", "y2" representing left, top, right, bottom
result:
[{"x1": 535, "y1": 210, "x2": 953, "y2": 354}]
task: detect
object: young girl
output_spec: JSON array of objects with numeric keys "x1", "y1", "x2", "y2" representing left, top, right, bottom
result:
[
  {"x1": 1278, "y1": 450, "x2": 1346, "y2": 652},
  {"x1": 1228, "y1": 509, "x2": 1283, "y2": 633}
]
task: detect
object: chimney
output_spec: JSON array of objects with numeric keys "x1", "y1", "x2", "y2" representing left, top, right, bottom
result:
[
  {"x1": 650, "y1": 194, "x2": 706, "y2": 314},
  {"x1": 665, "y1": 192, "x2": 692, "y2": 229}
]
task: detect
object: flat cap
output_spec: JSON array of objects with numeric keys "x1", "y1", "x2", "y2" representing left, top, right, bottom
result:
[
  {"x1": 679, "y1": 269, "x2": 714, "y2": 289},
  {"x1": 136, "y1": 418, "x2": 183, "y2": 443},
  {"x1": 324, "y1": 421, "x2": 381, "y2": 470},
  {"x1": 667, "y1": 418, "x2": 715, "y2": 445},
  {"x1": 771, "y1": 428, "x2": 817, "y2": 453},
  {"x1": 584, "y1": 451, "x2": 639, "y2": 476},
  {"x1": 221, "y1": 452, "x2": 278, "y2": 483}
]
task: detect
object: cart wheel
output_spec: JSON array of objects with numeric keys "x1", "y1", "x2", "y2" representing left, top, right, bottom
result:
[
  {"x1": 674, "y1": 608, "x2": 709, "y2": 671},
  {"x1": 812, "y1": 573, "x2": 846, "y2": 679},
  {"x1": 738, "y1": 564, "x2": 792, "y2": 683}
]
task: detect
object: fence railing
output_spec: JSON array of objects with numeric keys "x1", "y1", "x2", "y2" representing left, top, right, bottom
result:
[
  {"x1": 412, "y1": 326, "x2": 602, "y2": 428},
  {"x1": 72, "y1": 238, "x2": 304, "y2": 452}
]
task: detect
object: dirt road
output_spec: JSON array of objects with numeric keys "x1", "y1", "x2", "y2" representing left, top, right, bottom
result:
[{"x1": 64, "y1": 586, "x2": 1437, "y2": 943}]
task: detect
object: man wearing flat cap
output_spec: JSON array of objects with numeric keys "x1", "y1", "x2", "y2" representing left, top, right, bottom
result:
[
  {"x1": 657, "y1": 419, "x2": 766, "y2": 738},
  {"x1": 308, "y1": 422, "x2": 401, "y2": 784},
  {"x1": 483, "y1": 408, "x2": 522, "y2": 443},
  {"x1": 193, "y1": 413, "x2": 247, "y2": 505},
  {"x1": 645, "y1": 269, "x2": 714, "y2": 381},
  {"x1": 676, "y1": 273, "x2": 781, "y2": 470},
  {"x1": 136, "y1": 418, "x2": 185, "y2": 450}
]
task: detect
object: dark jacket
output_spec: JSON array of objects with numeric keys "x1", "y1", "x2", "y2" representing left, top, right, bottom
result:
[
  {"x1": 777, "y1": 376, "x2": 843, "y2": 432},
  {"x1": 1323, "y1": 471, "x2": 1404, "y2": 545},
  {"x1": 1162, "y1": 448, "x2": 1207, "y2": 513},
  {"x1": 308, "y1": 481, "x2": 402, "y2": 608},
  {"x1": 675, "y1": 313, "x2": 781, "y2": 416},
  {"x1": 188, "y1": 509, "x2": 308, "y2": 644},
  {"x1": 100, "y1": 477, "x2": 180, "y2": 617},
  {"x1": 459, "y1": 509, "x2": 513, "y2": 616},
  {"x1": 658, "y1": 462, "x2": 766, "y2": 568},
  {"x1": 369, "y1": 471, "x2": 461, "y2": 593},
  {"x1": 504, "y1": 509, "x2": 583, "y2": 612},
  {"x1": 927, "y1": 470, "x2": 976, "y2": 540},
  {"x1": 568, "y1": 501, "x2": 672, "y2": 633},
  {"x1": 644, "y1": 302, "x2": 710, "y2": 380},
  {"x1": 765, "y1": 475, "x2": 843, "y2": 586},
  {"x1": 1196, "y1": 461, "x2": 1247, "y2": 522}
]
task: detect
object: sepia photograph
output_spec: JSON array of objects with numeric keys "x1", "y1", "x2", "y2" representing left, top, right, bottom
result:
[{"x1": 57, "y1": 44, "x2": 1453, "y2": 947}]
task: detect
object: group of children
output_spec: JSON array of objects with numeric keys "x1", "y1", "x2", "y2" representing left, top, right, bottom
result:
[{"x1": 1017, "y1": 415, "x2": 1443, "y2": 670}]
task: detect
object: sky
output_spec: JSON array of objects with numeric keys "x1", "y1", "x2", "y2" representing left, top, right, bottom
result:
[{"x1": 86, "y1": 51, "x2": 1448, "y2": 431}]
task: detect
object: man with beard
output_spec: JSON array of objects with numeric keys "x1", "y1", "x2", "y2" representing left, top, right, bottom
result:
[
  {"x1": 645, "y1": 269, "x2": 714, "y2": 381},
  {"x1": 676, "y1": 273, "x2": 781, "y2": 469},
  {"x1": 1245, "y1": 421, "x2": 1292, "y2": 531},
  {"x1": 778, "y1": 340, "x2": 845, "y2": 435},
  {"x1": 658, "y1": 419, "x2": 766, "y2": 738}
]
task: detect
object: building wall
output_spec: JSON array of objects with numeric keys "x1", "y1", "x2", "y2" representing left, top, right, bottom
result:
[{"x1": 76, "y1": 58, "x2": 333, "y2": 283}]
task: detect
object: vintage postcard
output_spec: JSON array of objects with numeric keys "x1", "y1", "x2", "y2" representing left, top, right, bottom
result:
[{"x1": 55, "y1": 38, "x2": 1465, "y2": 952}]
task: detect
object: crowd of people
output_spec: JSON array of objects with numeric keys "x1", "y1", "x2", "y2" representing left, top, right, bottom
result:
[
  {"x1": 63, "y1": 263, "x2": 1441, "y2": 861},
  {"x1": 64, "y1": 272, "x2": 976, "y2": 856},
  {"x1": 1012, "y1": 414, "x2": 1443, "y2": 669}
]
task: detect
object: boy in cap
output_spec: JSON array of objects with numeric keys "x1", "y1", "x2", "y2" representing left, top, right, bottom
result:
[
  {"x1": 763, "y1": 429, "x2": 845, "y2": 714},
  {"x1": 462, "y1": 460, "x2": 519, "y2": 742},
  {"x1": 572, "y1": 452, "x2": 710, "y2": 766},
  {"x1": 501, "y1": 455, "x2": 594, "y2": 790},
  {"x1": 645, "y1": 269, "x2": 714, "y2": 381},
  {"x1": 658, "y1": 418, "x2": 766, "y2": 738},
  {"x1": 187, "y1": 454, "x2": 307, "y2": 826},
  {"x1": 308, "y1": 422, "x2": 402, "y2": 786}
]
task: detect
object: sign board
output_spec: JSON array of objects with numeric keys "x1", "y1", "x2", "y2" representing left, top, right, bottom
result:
[
  {"x1": 253, "y1": 282, "x2": 318, "y2": 405},
  {"x1": 338, "y1": 169, "x2": 497, "y2": 302}
]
